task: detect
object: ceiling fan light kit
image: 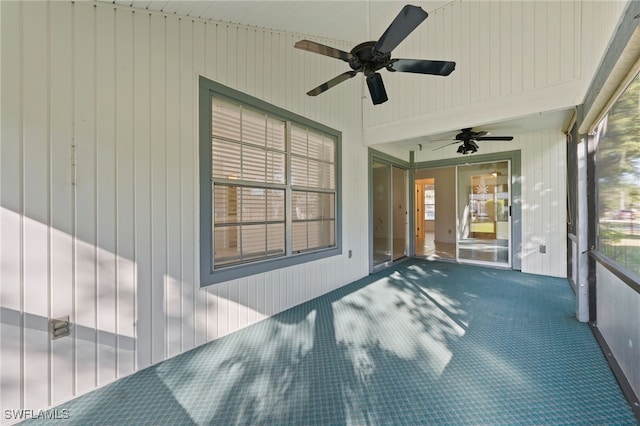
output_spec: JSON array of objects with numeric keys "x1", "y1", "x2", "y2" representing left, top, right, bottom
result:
[
  {"x1": 294, "y1": 5, "x2": 456, "y2": 106},
  {"x1": 457, "y1": 140, "x2": 479, "y2": 155}
]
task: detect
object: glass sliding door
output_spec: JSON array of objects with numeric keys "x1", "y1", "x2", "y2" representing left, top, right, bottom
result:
[
  {"x1": 371, "y1": 161, "x2": 408, "y2": 270},
  {"x1": 372, "y1": 161, "x2": 392, "y2": 267},
  {"x1": 457, "y1": 161, "x2": 510, "y2": 266}
]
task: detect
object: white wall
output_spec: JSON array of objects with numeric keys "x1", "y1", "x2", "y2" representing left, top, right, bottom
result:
[
  {"x1": 414, "y1": 128, "x2": 567, "y2": 278},
  {"x1": 363, "y1": 0, "x2": 628, "y2": 145},
  {"x1": 0, "y1": 0, "x2": 368, "y2": 416}
]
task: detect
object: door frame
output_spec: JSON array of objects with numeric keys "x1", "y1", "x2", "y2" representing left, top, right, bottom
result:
[
  {"x1": 368, "y1": 149, "x2": 411, "y2": 273},
  {"x1": 413, "y1": 150, "x2": 522, "y2": 271},
  {"x1": 455, "y1": 160, "x2": 512, "y2": 268}
]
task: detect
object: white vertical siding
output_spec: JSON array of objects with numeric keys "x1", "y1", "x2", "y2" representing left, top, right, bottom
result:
[
  {"x1": 363, "y1": 0, "x2": 627, "y2": 145},
  {"x1": 0, "y1": 0, "x2": 367, "y2": 416},
  {"x1": 414, "y1": 128, "x2": 567, "y2": 278},
  {"x1": 49, "y1": 0, "x2": 75, "y2": 403},
  {"x1": 0, "y1": 1, "x2": 23, "y2": 416}
]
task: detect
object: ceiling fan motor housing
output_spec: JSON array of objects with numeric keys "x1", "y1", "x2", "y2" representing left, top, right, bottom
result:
[{"x1": 349, "y1": 41, "x2": 391, "y2": 76}]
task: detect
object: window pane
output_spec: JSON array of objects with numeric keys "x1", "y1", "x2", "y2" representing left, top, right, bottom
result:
[
  {"x1": 320, "y1": 193, "x2": 335, "y2": 219},
  {"x1": 242, "y1": 108, "x2": 266, "y2": 147},
  {"x1": 241, "y1": 187, "x2": 266, "y2": 222},
  {"x1": 307, "y1": 192, "x2": 321, "y2": 219},
  {"x1": 308, "y1": 160, "x2": 321, "y2": 188},
  {"x1": 242, "y1": 224, "x2": 267, "y2": 260},
  {"x1": 212, "y1": 138, "x2": 241, "y2": 179},
  {"x1": 242, "y1": 145, "x2": 266, "y2": 182},
  {"x1": 267, "y1": 117, "x2": 285, "y2": 151},
  {"x1": 596, "y1": 71, "x2": 640, "y2": 276},
  {"x1": 266, "y1": 151, "x2": 285, "y2": 184},
  {"x1": 292, "y1": 191, "x2": 307, "y2": 220},
  {"x1": 214, "y1": 226, "x2": 241, "y2": 266},
  {"x1": 329, "y1": 219, "x2": 335, "y2": 246},
  {"x1": 267, "y1": 189, "x2": 285, "y2": 221},
  {"x1": 291, "y1": 156, "x2": 308, "y2": 187},
  {"x1": 212, "y1": 100, "x2": 241, "y2": 141},
  {"x1": 308, "y1": 131, "x2": 323, "y2": 159},
  {"x1": 291, "y1": 125, "x2": 307, "y2": 156},
  {"x1": 213, "y1": 185, "x2": 239, "y2": 223},
  {"x1": 308, "y1": 220, "x2": 333, "y2": 249},
  {"x1": 320, "y1": 162, "x2": 335, "y2": 189},
  {"x1": 323, "y1": 136, "x2": 335, "y2": 163},
  {"x1": 267, "y1": 223, "x2": 285, "y2": 255},
  {"x1": 292, "y1": 221, "x2": 307, "y2": 252}
]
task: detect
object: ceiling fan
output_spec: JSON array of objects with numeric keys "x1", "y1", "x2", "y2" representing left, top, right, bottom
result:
[
  {"x1": 294, "y1": 5, "x2": 456, "y2": 105},
  {"x1": 433, "y1": 128, "x2": 514, "y2": 154}
]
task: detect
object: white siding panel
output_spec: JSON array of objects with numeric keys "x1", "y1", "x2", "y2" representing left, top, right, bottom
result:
[
  {"x1": 133, "y1": 9, "x2": 153, "y2": 370},
  {"x1": 179, "y1": 16, "x2": 197, "y2": 352},
  {"x1": 499, "y1": 1, "x2": 512, "y2": 97},
  {"x1": 519, "y1": 129, "x2": 567, "y2": 278},
  {"x1": 114, "y1": 7, "x2": 136, "y2": 379},
  {"x1": 22, "y1": 0, "x2": 51, "y2": 410},
  {"x1": 2, "y1": 0, "x2": 367, "y2": 415},
  {"x1": 510, "y1": 1, "x2": 523, "y2": 94},
  {"x1": 206, "y1": 286, "x2": 218, "y2": 342},
  {"x1": 74, "y1": 2, "x2": 98, "y2": 395},
  {"x1": 546, "y1": 1, "x2": 562, "y2": 86},
  {"x1": 49, "y1": 0, "x2": 75, "y2": 404},
  {"x1": 560, "y1": 1, "x2": 578, "y2": 83},
  {"x1": 96, "y1": 6, "x2": 118, "y2": 386},
  {"x1": 165, "y1": 14, "x2": 182, "y2": 360},
  {"x1": 149, "y1": 12, "x2": 167, "y2": 364},
  {"x1": 489, "y1": 1, "x2": 501, "y2": 99},
  {"x1": 534, "y1": 1, "x2": 548, "y2": 89},
  {"x1": 1, "y1": 0, "x2": 24, "y2": 415},
  {"x1": 192, "y1": 19, "x2": 208, "y2": 348}
]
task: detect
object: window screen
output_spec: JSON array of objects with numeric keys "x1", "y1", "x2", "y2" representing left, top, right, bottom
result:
[{"x1": 594, "y1": 71, "x2": 640, "y2": 276}]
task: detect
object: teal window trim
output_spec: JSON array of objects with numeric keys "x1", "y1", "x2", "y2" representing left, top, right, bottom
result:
[{"x1": 199, "y1": 76, "x2": 342, "y2": 286}]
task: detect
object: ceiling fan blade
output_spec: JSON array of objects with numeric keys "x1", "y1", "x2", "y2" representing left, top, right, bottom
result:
[
  {"x1": 366, "y1": 73, "x2": 388, "y2": 105},
  {"x1": 389, "y1": 59, "x2": 456, "y2": 76},
  {"x1": 294, "y1": 40, "x2": 352, "y2": 62},
  {"x1": 477, "y1": 136, "x2": 514, "y2": 141},
  {"x1": 474, "y1": 131, "x2": 489, "y2": 138},
  {"x1": 306, "y1": 71, "x2": 358, "y2": 96},
  {"x1": 374, "y1": 5, "x2": 428, "y2": 54},
  {"x1": 432, "y1": 141, "x2": 458, "y2": 151}
]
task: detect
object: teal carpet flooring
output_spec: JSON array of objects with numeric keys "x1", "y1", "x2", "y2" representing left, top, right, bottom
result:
[{"x1": 28, "y1": 260, "x2": 638, "y2": 425}]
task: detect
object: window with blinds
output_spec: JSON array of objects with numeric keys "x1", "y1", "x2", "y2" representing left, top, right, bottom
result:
[{"x1": 210, "y1": 97, "x2": 337, "y2": 269}]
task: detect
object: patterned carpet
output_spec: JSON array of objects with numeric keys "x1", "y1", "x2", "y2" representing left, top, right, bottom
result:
[{"x1": 27, "y1": 259, "x2": 638, "y2": 425}]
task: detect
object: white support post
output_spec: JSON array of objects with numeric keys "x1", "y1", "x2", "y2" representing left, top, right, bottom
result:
[{"x1": 576, "y1": 139, "x2": 589, "y2": 322}]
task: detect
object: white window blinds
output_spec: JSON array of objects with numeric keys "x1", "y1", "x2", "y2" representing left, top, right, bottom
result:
[{"x1": 211, "y1": 98, "x2": 337, "y2": 268}]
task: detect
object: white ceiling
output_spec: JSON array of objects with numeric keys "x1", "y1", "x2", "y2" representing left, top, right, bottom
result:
[
  {"x1": 110, "y1": 0, "x2": 454, "y2": 44},
  {"x1": 388, "y1": 108, "x2": 574, "y2": 152}
]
